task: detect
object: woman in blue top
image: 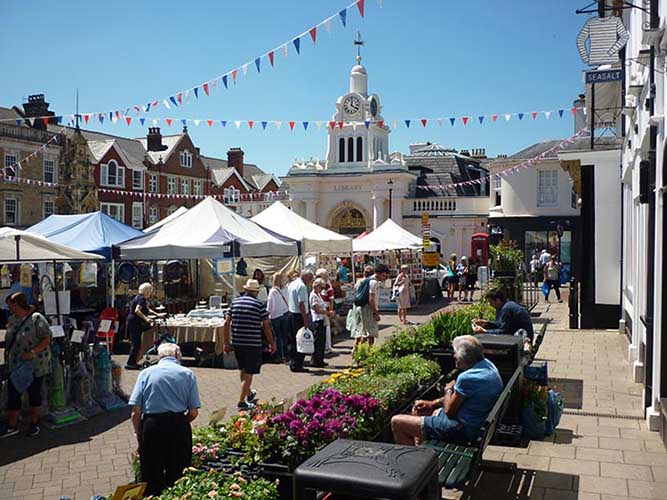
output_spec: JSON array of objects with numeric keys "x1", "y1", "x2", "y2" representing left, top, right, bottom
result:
[{"x1": 391, "y1": 335, "x2": 503, "y2": 445}]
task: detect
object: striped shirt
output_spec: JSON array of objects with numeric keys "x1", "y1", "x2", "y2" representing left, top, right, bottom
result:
[
  {"x1": 576, "y1": 17, "x2": 628, "y2": 66},
  {"x1": 228, "y1": 294, "x2": 269, "y2": 348}
]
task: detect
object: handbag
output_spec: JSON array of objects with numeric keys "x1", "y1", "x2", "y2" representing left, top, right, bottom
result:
[
  {"x1": 296, "y1": 327, "x2": 315, "y2": 354},
  {"x1": 10, "y1": 360, "x2": 34, "y2": 393}
]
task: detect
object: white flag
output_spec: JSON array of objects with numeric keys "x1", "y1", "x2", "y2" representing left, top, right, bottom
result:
[
  {"x1": 152, "y1": 119, "x2": 159, "y2": 126},
  {"x1": 544, "y1": 111, "x2": 552, "y2": 120},
  {"x1": 193, "y1": 119, "x2": 201, "y2": 127},
  {"x1": 242, "y1": 64, "x2": 249, "y2": 76},
  {"x1": 234, "y1": 121, "x2": 241, "y2": 129},
  {"x1": 325, "y1": 18, "x2": 332, "y2": 33},
  {"x1": 316, "y1": 121, "x2": 323, "y2": 129},
  {"x1": 275, "y1": 121, "x2": 282, "y2": 130},
  {"x1": 282, "y1": 44, "x2": 288, "y2": 58},
  {"x1": 504, "y1": 114, "x2": 511, "y2": 121},
  {"x1": 163, "y1": 99, "x2": 171, "y2": 110}
]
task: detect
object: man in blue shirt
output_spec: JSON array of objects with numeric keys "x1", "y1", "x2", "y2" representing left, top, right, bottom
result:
[
  {"x1": 391, "y1": 335, "x2": 503, "y2": 445},
  {"x1": 287, "y1": 270, "x2": 313, "y2": 372},
  {"x1": 473, "y1": 287, "x2": 534, "y2": 342},
  {"x1": 129, "y1": 343, "x2": 201, "y2": 497}
]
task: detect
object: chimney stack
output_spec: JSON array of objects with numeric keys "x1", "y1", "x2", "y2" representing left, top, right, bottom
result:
[
  {"x1": 227, "y1": 147, "x2": 245, "y2": 177},
  {"x1": 147, "y1": 127, "x2": 167, "y2": 152},
  {"x1": 573, "y1": 94, "x2": 587, "y2": 134},
  {"x1": 23, "y1": 94, "x2": 55, "y2": 131}
]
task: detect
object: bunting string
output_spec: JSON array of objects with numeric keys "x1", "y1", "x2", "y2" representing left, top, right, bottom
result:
[
  {"x1": 0, "y1": 0, "x2": 369, "y2": 123},
  {"x1": 4, "y1": 106, "x2": 586, "y2": 130},
  {"x1": 97, "y1": 188, "x2": 287, "y2": 202},
  {"x1": 1, "y1": 128, "x2": 66, "y2": 186},
  {"x1": 417, "y1": 128, "x2": 590, "y2": 192}
]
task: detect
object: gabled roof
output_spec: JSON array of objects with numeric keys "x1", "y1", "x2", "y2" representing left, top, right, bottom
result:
[
  {"x1": 250, "y1": 173, "x2": 280, "y2": 190},
  {"x1": 137, "y1": 134, "x2": 184, "y2": 164},
  {"x1": 209, "y1": 167, "x2": 253, "y2": 191},
  {"x1": 87, "y1": 139, "x2": 147, "y2": 169},
  {"x1": 57, "y1": 127, "x2": 150, "y2": 167}
]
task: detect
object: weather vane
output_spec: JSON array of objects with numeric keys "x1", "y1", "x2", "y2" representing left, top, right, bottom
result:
[{"x1": 354, "y1": 31, "x2": 364, "y2": 64}]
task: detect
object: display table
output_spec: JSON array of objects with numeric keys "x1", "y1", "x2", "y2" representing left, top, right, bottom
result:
[
  {"x1": 186, "y1": 308, "x2": 228, "y2": 319},
  {"x1": 147, "y1": 317, "x2": 226, "y2": 354}
]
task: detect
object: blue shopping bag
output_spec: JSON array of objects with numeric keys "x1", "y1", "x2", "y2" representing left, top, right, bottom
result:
[
  {"x1": 541, "y1": 281, "x2": 550, "y2": 299},
  {"x1": 10, "y1": 360, "x2": 34, "y2": 393}
]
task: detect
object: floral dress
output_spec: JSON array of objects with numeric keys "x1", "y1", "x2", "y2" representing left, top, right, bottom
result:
[{"x1": 5, "y1": 312, "x2": 52, "y2": 378}]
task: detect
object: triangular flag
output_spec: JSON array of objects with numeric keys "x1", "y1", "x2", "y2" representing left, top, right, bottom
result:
[
  {"x1": 99, "y1": 114, "x2": 104, "y2": 124},
  {"x1": 309, "y1": 27, "x2": 317, "y2": 44},
  {"x1": 176, "y1": 93, "x2": 183, "y2": 105},
  {"x1": 184, "y1": 89, "x2": 191, "y2": 102},
  {"x1": 558, "y1": 109, "x2": 564, "y2": 118},
  {"x1": 303, "y1": 121, "x2": 309, "y2": 130},
  {"x1": 545, "y1": 111, "x2": 552, "y2": 120},
  {"x1": 275, "y1": 121, "x2": 282, "y2": 129},
  {"x1": 325, "y1": 18, "x2": 332, "y2": 32},
  {"x1": 232, "y1": 69, "x2": 238, "y2": 83},
  {"x1": 41, "y1": 117, "x2": 49, "y2": 126},
  {"x1": 531, "y1": 111, "x2": 538, "y2": 120},
  {"x1": 293, "y1": 37, "x2": 301, "y2": 54},
  {"x1": 282, "y1": 44, "x2": 289, "y2": 58},
  {"x1": 56, "y1": 116, "x2": 62, "y2": 125},
  {"x1": 261, "y1": 121, "x2": 268, "y2": 130},
  {"x1": 316, "y1": 121, "x2": 323, "y2": 129},
  {"x1": 478, "y1": 116, "x2": 484, "y2": 124},
  {"x1": 152, "y1": 119, "x2": 159, "y2": 126},
  {"x1": 421, "y1": 119, "x2": 428, "y2": 127},
  {"x1": 134, "y1": 105, "x2": 141, "y2": 115},
  {"x1": 207, "y1": 119, "x2": 214, "y2": 127},
  {"x1": 268, "y1": 51, "x2": 275, "y2": 66},
  {"x1": 449, "y1": 118, "x2": 456, "y2": 126},
  {"x1": 329, "y1": 121, "x2": 336, "y2": 129},
  {"x1": 242, "y1": 64, "x2": 249, "y2": 76},
  {"x1": 462, "y1": 116, "x2": 469, "y2": 125},
  {"x1": 166, "y1": 118, "x2": 173, "y2": 126},
  {"x1": 140, "y1": 118, "x2": 145, "y2": 126},
  {"x1": 437, "y1": 118, "x2": 443, "y2": 126},
  {"x1": 169, "y1": 96, "x2": 178, "y2": 107},
  {"x1": 248, "y1": 121, "x2": 254, "y2": 129},
  {"x1": 222, "y1": 75, "x2": 228, "y2": 88},
  {"x1": 163, "y1": 99, "x2": 171, "y2": 109},
  {"x1": 289, "y1": 121, "x2": 295, "y2": 130},
  {"x1": 357, "y1": 0, "x2": 365, "y2": 17},
  {"x1": 571, "y1": 107, "x2": 578, "y2": 116},
  {"x1": 15, "y1": 119, "x2": 21, "y2": 126},
  {"x1": 337, "y1": 121, "x2": 344, "y2": 129},
  {"x1": 193, "y1": 119, "x2": 201, "y2": 127},
  {"x1": 255, "y1": 58, "x2": 261, "y2": 73},
  {"x1": 405, "y1": 120, "x2": 411, "y2": 128},
  {"x1": 364, "y1": 121, "x2": 370, "y2": 128},
  {"x1": 145, "y1": 103, "x2": 151, "y2": 112},
  {"x1": 203, "y1": 83, "x2": 210, "y2": 96},
  {"x1": 518, "y1": 113, "x2": 524, "y2": 121},
  {"x1": 82, "y1": 114, "x2": 89, "y2": 124},
  {"x1": 213, "y1": 78, "x2": 219, "y2": 91},
  {"x1": 492, "y1": 114, "x2": 498, "y2": 122},
  {"x1": 234, "y1": 121, "x2": 241, "y2": 129},
  {"x1": 378, "y1": 120, "x2": 384, "y2": 128},
  {"x1": 505, "y1": 114, "x2": 511, "y2": 121},
  {"x1": 393, "y1": 120, "x2": 398, "y2": 129},
  {"x1": 339, "y1": 9, "x2": 347, "y2": 26},
  {"x1": 220, "y1": 120, "x2": 227, "y2": 127}
]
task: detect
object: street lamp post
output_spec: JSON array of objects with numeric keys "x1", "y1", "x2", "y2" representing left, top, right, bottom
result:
[{"x1": 387, "y1": 179, "x2": 394, "y2": 220}]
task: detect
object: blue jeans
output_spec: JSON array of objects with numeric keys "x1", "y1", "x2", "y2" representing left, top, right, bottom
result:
[
  {"x1": 423, "y1": 410, "x2": 469, "y2": 444},
  {"x1": 271, "y1": 314, "x2": 290, "y2": 359}
]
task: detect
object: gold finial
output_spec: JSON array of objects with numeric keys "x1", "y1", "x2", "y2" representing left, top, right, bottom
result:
[{"x1": 354, "y1": 31, "x2": 364, "y2": 64}]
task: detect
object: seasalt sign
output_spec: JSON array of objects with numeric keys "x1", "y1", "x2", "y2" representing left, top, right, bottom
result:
[{"x1": 585, "y1": 69, "x2": 622, "y2": 84}]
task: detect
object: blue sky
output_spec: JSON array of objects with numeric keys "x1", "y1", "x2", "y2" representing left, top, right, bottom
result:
[{"x1": 1, "y1": 0, "x2": 589, "y2": 175}]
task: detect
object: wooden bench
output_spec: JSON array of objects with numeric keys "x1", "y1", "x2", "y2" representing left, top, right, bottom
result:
[{"x1": 421, "y1": 364, "x2": 522, "y2": 490}]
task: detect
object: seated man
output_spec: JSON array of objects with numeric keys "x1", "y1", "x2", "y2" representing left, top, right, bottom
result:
[
  {"x1": 473, "y1": 287, "x2": 534, "y2": 342},
  {"x1": 391, "y1": 335, "x2": 503, "y2": 446}
]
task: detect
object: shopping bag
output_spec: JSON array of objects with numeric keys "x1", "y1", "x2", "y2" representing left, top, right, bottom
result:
[
  {"x1": 10, "y1": 360, "x2": 34, "y2": 394},
  {"x1": 541, "y1": 281, "x2": 550, "y2": 298},
  {"x1": 545, "y1": 390, "x2": 564, "y2": 436},
  {"x1": 296, "y1": 327, "x2": 315, "y2": 354}
]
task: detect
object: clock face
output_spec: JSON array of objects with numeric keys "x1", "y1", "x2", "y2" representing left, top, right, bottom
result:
[
  {"x1": 370, "y1": 97, "x2": 378, "y2": 117},
  {"x1": 343, "y1": 96, "x2": 361, "y2": 115}
]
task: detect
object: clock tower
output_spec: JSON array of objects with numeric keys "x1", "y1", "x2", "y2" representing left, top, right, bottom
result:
[{"x1": 326, "y1": 44, "x2": 389, "y2": 168}]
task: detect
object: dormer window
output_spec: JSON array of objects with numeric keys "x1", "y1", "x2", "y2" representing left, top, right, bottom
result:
[
  {"x1": 180, "y1": 150, "x2": 193, "y2": 168},
  {"x1": 223, "y1": 187, "x2": 240, "y2": 204}
]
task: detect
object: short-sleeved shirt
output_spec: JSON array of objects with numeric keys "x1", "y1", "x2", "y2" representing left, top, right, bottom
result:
[
  {"x1": 310, "y1": 291, "x2": 327, "y2": 322},
  {"x1": 320, "y1": 282, "x2": 334, "y2": 305},
  {"x1": 127, "y1": 294, "x2": 148, "y2": 323},
  {"x1": 337, "y1": 265, "x2": 349, "y2": 283},
  {"x1": 287, "y1": 278, "x2": 309, "y2": 314},
  {"x1": 454, "y1": 359, "x2": 503, "y2": 440},
  {"x1": 539, "y1": 253, "x2": 552, "y2": 267},
  {"x1": 5, "y1": 312, "x2": 52, "y2": 378},
  {"x1": 228, "y1": 294, "x2": 269, "y2": 348},
  {"x1": 266, "y1": 287, "x2": 289, "y2": 320},
  {"x1": 128, "y1": 357, "x2": 200, "y2": 414}
]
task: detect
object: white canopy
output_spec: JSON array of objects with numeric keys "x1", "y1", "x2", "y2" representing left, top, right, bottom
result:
[
  {"x1": 118, "y1": 197, "x2": 297, "y2": 260},
  {"x1": 352, "y1": 218, "x2": 423, "y2": 253},
  {"x1": 0, "y1": 227, "x2": 104, "y2": 262},
  {"x1": 251, "y1": 201, "x2": 352, "y2": 255},
  {"x1": 143, "y1": 206, "x2": 188, "y2": 233}
]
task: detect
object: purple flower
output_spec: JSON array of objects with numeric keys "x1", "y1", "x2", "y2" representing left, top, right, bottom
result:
[{"x1": 289, "y1": 420, "x2": 303, "y2": 432}]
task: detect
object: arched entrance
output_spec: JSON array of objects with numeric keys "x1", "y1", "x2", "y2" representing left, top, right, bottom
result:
[{"x1": 328, "y1": 202, "x2": 369, "y2": 236}]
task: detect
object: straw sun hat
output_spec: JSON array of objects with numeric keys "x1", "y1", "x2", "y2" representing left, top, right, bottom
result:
[{"x1": 243, "y1": 279, "x2": 261, "y2": 293}]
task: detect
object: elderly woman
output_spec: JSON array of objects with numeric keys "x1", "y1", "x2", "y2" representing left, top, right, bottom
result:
[
  {"x1": 309, "y1": 278, "x2": 334, "y2": 368},
  {"x1": 1, "y1": 292, "x2": 52, "y2": 438},
  {"x1": 391, "y1": 335, "x2": 503, "y2": 446},
  {"x1": 125, "y1": 282, "x2": 159, "y2": 370},
  {"x1": 393, "y1": 264, "x2": 411, "y2": 324},
  {"x1": 315, "y1": 268, "x2": 335, "y2": 354}
]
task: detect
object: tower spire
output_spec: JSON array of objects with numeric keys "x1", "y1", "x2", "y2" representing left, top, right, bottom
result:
[{"x1": 354, "y1": 31, "x2": 364, "y2": 64}]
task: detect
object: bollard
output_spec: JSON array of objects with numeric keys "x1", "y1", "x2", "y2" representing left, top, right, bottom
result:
[{"x1": 568, "y1": 278, "x2": 579, "y2": 329}]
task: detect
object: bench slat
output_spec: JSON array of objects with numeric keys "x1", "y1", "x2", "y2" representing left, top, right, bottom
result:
[{"x1": 446, "y1": 447, "x2": 475, "y2": 489}]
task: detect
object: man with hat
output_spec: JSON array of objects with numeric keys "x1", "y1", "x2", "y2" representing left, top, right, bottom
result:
[{"x1": 223, "y1": 279, "x2": 275, "y2": 411}]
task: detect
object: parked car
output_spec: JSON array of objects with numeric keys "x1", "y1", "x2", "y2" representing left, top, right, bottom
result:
[{"x1": 424, "y1": 263, "x2": 449, "y2": 289}]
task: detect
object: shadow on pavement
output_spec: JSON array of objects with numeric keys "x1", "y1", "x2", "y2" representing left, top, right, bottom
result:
[
  {"x1": 458, "y1": 468, "x2": 579, "y2": 499},
  {"x1": 0, "y1": 406, "x2": 130, "y2": 467}
]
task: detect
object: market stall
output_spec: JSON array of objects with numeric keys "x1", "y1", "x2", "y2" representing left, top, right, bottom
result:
[{"x1": 352, "y1": 219, "x2": 424, "y2": 310}]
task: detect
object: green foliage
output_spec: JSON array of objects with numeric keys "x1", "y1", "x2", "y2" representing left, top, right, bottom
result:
[
  {"x1": 155, "y1": 469, "x2": 278, "y2": 500},
  {"x1": 490, "y1": 240, "x2": 524, "y2": 273},
  {"x1": 381, "y1": 324, "x2": 439, "y2": 357}
]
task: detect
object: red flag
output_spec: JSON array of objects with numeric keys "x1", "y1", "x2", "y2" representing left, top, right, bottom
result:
[
  {"x1": 378, "y1": 120, "x2": 384, "y2": 128},
  {"x1": 329, "y1": 121, "x2": 336, "y2": 129},
  {"x1": 152, "y1": 100, "x2": 158, "y2": 108},
  {"x1": 309, "y1": 27, "x2": 317, "y2": 44},
  {"x1": 232, "y1": 69, "x2": 238, "y2": 83},
  {"x1": 126, "y1": 117, "x2": 132, "y2": 125},
  {"x1": 462, "y1": 116, "x2": 469, "y2": 125},
  {"x1": 248, "y1": 121, "x2": 254, "y2": 129},
  {"x1": 42, "y1": 117, "x2": 49, "y2": 126},
  {"x1": 203, "y1": 83, "x2": 210, "y2": 96},
  {"x1": 166, "y1": 118, "x2": 173, "y2": 126},
  {"x1": 337, "y1": 121, "x2": 344, "y2": 129},
  {"x1": 571, "y1": 107, "x2": 578, "y2": 116},
  {"x1": 357, "y1": 0, "x2": 365, "y2": 17},
  {"x1": 84, "y1": 114, "x2": 90, "y2": 124},
  {"x1": 177, "y1": 93, "x2": 183, "y2": 105},
  {"x1": 268, "y1": 51, "x2": 275, "y2": 66},
  {"x1": 531, "y1": 111, "x2": 538, "y2": 120},
  {"x1": 492, "y1": 114, "x2": 498, "y2": 122},
  {"x1": 289, "y1": 121, "x2": 295, "y2": 130},
  {"x1": 207, "y1": 120, "x2": 214, "y2": 127},
  {"x1": 421, "y1": 119, "x2": 427, "y2": 127}
]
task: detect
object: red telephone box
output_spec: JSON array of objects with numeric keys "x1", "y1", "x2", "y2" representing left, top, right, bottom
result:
[{"x1": 471, "y1": 233, "x2": 489, "y2": 265}]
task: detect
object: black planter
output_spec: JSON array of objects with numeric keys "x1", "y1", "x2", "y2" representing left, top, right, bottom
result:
[{"x1": 431, "y1": 347, "x2": 456, "y2": 377}]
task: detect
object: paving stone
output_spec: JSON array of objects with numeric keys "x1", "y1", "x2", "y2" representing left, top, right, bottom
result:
[
  {"x1": 550, "y1": 458, "x2": 600, "y2": 476},
  {"x1": 544, "y1": 491, "x2": 600, "y2": 500},
  {"x1": 626, "y1": 479, "x2": 667, "y2": 499},
  {"x1": 598, "y1": 438, "x2": 645, "y2": 451},
  {"x1": 578, "y1": 475, "x2": 629, "y2": 495},
  {"x1": 576, "y1": 447, "x2": 625, "y2": 463},
  {"x1": 501, "y1": 453, "x2": 551, "y2": 471},
  {"x1": 622, "y1": 451, "x2": 667, "y2": 466},
  {"x1": 529, "y1": 441, "x2": 576, "y2": 459},
  {"x1": 600, "y1": 463, "x2": 653, "y2": 481}
]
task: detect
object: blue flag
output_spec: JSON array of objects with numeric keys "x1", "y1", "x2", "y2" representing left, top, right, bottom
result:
[
  {"x1": 405, "y1": 120, "x2": 411, "y2": 128},
  {"x1": 449, "y1": 118, "x2": 456, "y2": 126},
  {"x1": 169, "y1": 96, "x2": 178, "y2": 107},
  {"x1": 518, "y1": 113, "x2": 524, "y2": 120},
  {"x1": 140, "y1": 118, "x2": 145, "y2": 126},
  {"x1": 57, "y1": 116, "x2": 62, "y2": 124},
  {"x1": 261, "y1": 121, "x2": 268, "y2": 130},
  {"x1": 255, "y1": 58, "x2": 261, "y2": 73},
  {"x1": 15, "y1": 119, "x2": 21, "y2": 126},
  {"x1": 220, "y1": 120, "x2": 227, "y2": 127},
  {"x1": 339, "y1": 9, "x2": 347, "y2": 26},
  {"x1": 98, "y1": 115, "x2": 104, "y2": 124},
  {"x1": 222, "y1": 75, "x2": 228, "y2": 88},
  {"x1": 293, "y1": 37, "x2": 301, "y2": 54},
  {"x1": 181, "y1": 119, "x2": 187, "y2": 126},
  {"x1": 364, "y1": 121, "x2": 370, "y2": 128},
  {"x1": 303, "y1": 121, "x2": 309, "y2": 130},
  {"x1": 193, "y1": 87, "x2": 199, "y2": 98},
  {"x1": 145, "y1": 103, "x2": 151, "y2": 112},
  {"x1": 558, "y1": 109, "x2": 564, "y2": 118},
  {"x1": 478, "y1": 116, "x2": 484, "y2": 124}
]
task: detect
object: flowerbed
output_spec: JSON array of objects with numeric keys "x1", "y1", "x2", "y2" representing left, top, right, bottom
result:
[{"x1": 154, "y1": 469, "x2": 278, "y2": 500}]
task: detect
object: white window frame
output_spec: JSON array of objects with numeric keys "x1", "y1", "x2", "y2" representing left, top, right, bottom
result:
[
  {"x1": 149, "y1": 206, "x2": 159, "y2": 225},
  {"x1": 149, "y1": 173, "x2": 158, "y2": 193},
  {"x1": 167, "y1": 176, "x2": 177, "y2": 194},
  {"x1": 131, "y1": 202, "x2": 144, "y2": 229},
  {"x1": 193, "y1": 179, "x2": 203, "y2": 196},
  {"x1": 181, "y1": 178, "x2": 190, "y2": 195},
  {"x1": 43, "y1": 198, "x2": 55, "y2": 219},
  {"x1": 101, "y1": 160, "x2": 125, "y2": 188},
  {"x1": 132, "y1": 169, "x2": 144, "y2": 191},
  {"x1": 101, "y1": 202, "x2": 125, "y2": 223},
  {"x1": 4, "y1": 197, "x2": 19, "y2": 225},
  {"x1": 537, "y1": 169, "x2": 559, "y2": 208},
  {"x1": 180, "y1": 150, "x2": 193, "y2": 168},
  {"x1": 43, "y1": 159, "x2": 56, "y2": 184},
  {"x1": 4, "y1": 153, "x2": 19, "y2": 180},
  {"x1": 223, "y1": 186, "x2": 240, "y2": 204}
]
